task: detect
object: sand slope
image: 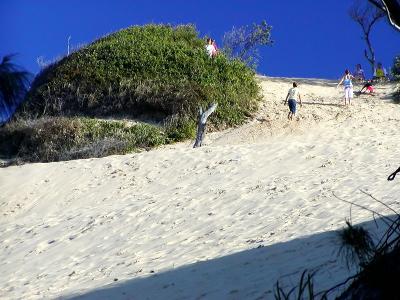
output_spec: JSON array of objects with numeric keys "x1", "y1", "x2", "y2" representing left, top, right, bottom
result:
[{"x1": 1, "y1": 77, "x2": 400, "y2": 299}]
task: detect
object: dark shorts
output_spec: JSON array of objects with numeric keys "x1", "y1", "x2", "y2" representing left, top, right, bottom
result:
[{"x1": 288, "y1": 99, "x2": 296, "y2": 114}]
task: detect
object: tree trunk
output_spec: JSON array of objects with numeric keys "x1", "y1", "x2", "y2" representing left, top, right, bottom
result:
[
  {"x1": 364, "y1": 35, "x2": 376, "y2": 75},
  {"x1": 193, "y1": 103, "x2": 217, "y2": 148}
]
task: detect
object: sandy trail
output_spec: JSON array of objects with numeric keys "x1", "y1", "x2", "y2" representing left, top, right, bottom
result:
[{"x1": 0, "y1": 77, "x2": 399, "y2": 299}]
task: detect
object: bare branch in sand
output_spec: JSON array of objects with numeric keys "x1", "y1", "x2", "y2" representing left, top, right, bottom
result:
[{"x1": 193, "y1": 103, "x2": 217, "y2": 148}]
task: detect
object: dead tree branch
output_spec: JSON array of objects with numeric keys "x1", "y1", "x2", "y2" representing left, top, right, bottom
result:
[
  {"x1": 193, "y1": 103, "x2": 217, "y2": 148},
  {"x1": 349, "y1": 2, "x2": 385, "y2": 73},
  {"x1": 388, "y1": 166, "x2": 400, "y2": 181}
]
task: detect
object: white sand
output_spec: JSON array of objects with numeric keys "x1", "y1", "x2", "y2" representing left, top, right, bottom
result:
[{"x1": 1, "y1": 77, "x2": 400, "y2": 299}]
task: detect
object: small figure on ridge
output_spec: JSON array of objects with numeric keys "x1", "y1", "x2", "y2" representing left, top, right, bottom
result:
[
  {"x1": 205, "y1": 38, "x2": 217, "y2": 58},
  {"x1": 353, "y1": 64, "x2": 365, "y2": 82},
  {"x1": 373, "y1": 62, "x2": 388, "y2": 82}
]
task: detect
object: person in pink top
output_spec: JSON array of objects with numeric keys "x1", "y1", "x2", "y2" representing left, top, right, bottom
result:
[
  {"x1": 212, "y1": 39, "x2": 219, "y2": 56},
  {"x1": 205, "y1": 38, "x2": 217, "y2": 58}
]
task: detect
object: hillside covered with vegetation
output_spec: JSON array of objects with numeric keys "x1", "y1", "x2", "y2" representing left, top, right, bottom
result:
[{"x1": 1, "y1": 24, "x2": 261, "y2": 163}]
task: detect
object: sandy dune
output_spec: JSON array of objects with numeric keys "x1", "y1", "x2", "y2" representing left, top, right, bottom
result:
[{"x1": 1, "y1": 77, "x2": 400, "y2": 299}]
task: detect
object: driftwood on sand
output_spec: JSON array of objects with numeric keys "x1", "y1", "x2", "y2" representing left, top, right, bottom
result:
[
  {"x1": 193, "y1": 103, "x2": 217, "y2": 148},
  {"x1": 388, "y1": 166, "x2": 400, "y2": 181}
]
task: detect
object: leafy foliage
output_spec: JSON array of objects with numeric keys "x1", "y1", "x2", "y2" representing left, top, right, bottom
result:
[
  {"x1": 392, "y1": 54, "x2": 400, "y2": 80},
  {"x1": 338, "y1": 220, "x2": 376, "y2": 269},
  {"x1": 222, "y1": 20, "x2": 273, "y2": 69},
  {"x1": 338, "y1": 215, "x2": 400, "y2": 299},
  {"x1": 20, "y1": 24, "x2": 261, "y2": 129},
  {"x1": 0, "y1": 54, "x2": 31, "y2": 124},
  {"x1": 0, "y1": 117, "x2": 166, "y2": 163},
  {"x1": 392, "y1": 55, "x2": 400, "y2": 102},
  {"x1": 274, "y1": 270, "x2": 324, "y2": 300},
  {"x1": 6, "y1": 24, "x2": 262, "y2": 163},
  {"x1": 0, "y1": 54, "x2": 31, "y2": 107}
]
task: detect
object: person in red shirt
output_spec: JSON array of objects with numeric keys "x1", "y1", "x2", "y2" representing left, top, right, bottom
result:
[{"x1": 359, "y1": 80, "x2": 375, "y2": 95}]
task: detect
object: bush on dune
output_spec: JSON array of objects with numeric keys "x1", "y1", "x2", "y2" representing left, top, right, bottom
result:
[
  {"x1": 0, "y1": 117, "x2": 165, "y2": 163},
  {"x1": 19, "y1": 24, "x2": 260, "y2": 127},
  {"x1": 391, "y1": 55, "x2": 400, "y2": 103},
  {"x1": 2, "y1": 24, "x2": 261, "y2": 163}
]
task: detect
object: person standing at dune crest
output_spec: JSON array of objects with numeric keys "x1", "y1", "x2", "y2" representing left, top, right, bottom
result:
[
  {"x1": 337, "y1": 69, "x2": 354, "y2": 106},
  {"x1": 205, "y1": 38, "x2": 217, "y2": 58},
  {"x1": 373, "y1": 62, "x2": 388, "y2": 82},
  {"x1": 284, "y1": 82, "x2": 302, "y2": 120},
  {"x1": 353, "y1": 64, "x2": 365, "y2": 82}
]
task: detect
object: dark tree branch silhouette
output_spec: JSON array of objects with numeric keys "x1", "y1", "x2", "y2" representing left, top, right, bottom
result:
[
  {"x1": 368, "y1": 0, "x2": 400, "y2": 31},
  {"x1": 0, "y1": 54, "x2": 31, "y2": 107},
  {"x1": 349, "y1": 1, "x2": 385, "y2": 74},
  {"x1": 367, "y1": 1, "x2": 400, "y2": 180},
  {"x1": 0, "y1": 54, "x2": 31, "y2": 125}
]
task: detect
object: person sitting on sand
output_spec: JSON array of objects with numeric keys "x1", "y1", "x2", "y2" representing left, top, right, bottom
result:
[
  {"x1": 205, "y1": 38, "x2": 217, "y2": 58},
  {"x1": 353, "y1": 64, "x2": 365, "y2": 82},
  {"x1": 337, "y1": 69, "x2": 354, "y2": 106},
  {"x1": 284, "y1": 82, "x2": 302, "y2": 120},
  {"x1": 373, "y1": 62, "x2": 388, "y2": 81},
  {"x1": 359, "y1": 80, "x2": 375, "y2": 95}
]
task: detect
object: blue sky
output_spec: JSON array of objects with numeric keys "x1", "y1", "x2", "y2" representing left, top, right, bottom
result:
[{"x1": 1, "y1": 0, "x2": 399, "y2": 79}]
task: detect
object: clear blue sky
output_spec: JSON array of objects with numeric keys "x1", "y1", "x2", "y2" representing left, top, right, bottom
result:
[{"x1": 1, "y1": 0, "x2": 399, "y2": 79}]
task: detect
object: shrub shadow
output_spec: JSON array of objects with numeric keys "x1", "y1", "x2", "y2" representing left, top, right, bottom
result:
[
  {"x1": 62, "y1": 217, "x2": 391, "y2": 300},
  {"x1": 302, "y1": 101, "x2": 342, "y2": 107},
  {"x1": 257, "y1": 76, "x2": 338, "y2": 87}
]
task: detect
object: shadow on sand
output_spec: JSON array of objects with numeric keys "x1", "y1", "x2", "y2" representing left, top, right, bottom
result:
[
  {"x1": 62, "y1": 217, "x2": 392, "y2": 300},
  {"x1": 302, "y1": 101, "x2": 342, "y2": 107},
  {"x1": 257, "y1": 76, "x2": 338, "y2": 87}
]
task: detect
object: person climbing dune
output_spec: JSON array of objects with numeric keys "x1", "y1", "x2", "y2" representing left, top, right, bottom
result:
[
  {"x1": 284, "y1": 82, "x2": 302, "y2": 121},
  {"x1": 359, "y1": 80, "x2": 375, "y2": 96},
  {"x1": 337, "y1": 69, "x2": 354, "y2": 106}
]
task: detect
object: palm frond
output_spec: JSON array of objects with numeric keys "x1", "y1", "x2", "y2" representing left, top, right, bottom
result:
[{"x1": 0, "y1": 54, "x2": 32, "y2": 107}]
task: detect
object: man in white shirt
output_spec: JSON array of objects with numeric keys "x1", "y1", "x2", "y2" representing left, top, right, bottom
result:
[{"x1": 284, "y1": 82, "x2": 302, "y2": 120}]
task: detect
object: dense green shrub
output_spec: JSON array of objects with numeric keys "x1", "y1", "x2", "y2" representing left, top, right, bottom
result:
[
  {"x1": 390, "y1": 55, "x2": 400, "y2": 103},
  {"x1": 0, "y1": 117, "x2": 165, "y2": 163},
  {"x1": 6, "y1": 24, "x2": 261, "y2": 163},
  {"x1": 392, "y1": 54, "x2": 400, "y2": 80},
  {"x1": 19, "y1": 24, "x2": 261, "y2": 128},
  {"x1": 338, "y1": 220, "x2": 375, "y2": 269}
]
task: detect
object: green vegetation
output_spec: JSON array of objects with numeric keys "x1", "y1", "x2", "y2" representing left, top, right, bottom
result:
[
  {"x1": 0, "y1": 55, "x2": 31, "y2": 125},
  {"x1": 19, "y1": 24, "x2": 261, "y2": 125},
  {"x1": 0, "y1": 54, "x2": 31, "y2": 107},
  {"x1": 274, "y1": 270, "x2": 319, "y2": 300},
  {"x1": 337, "y1": 213, "x2": 400, "y2": 299},
  {"x1": 392, "y1": 54, "x2": 400, "y2": 80},
  {"x1": 222, "y1": 20, "x2": 273, "y2": 69},
  {"x1": 0, "y1": 117, "x2": 165, "y2": 163},
  {"x1": 274, "y1": 193, "x2": 400, "y2": 299},
  {"x1": 338, "y1": 220, "x2": 375, "y2": 269},
  {"x1": 392, "y1": 54, "x2": 400, "y2": 102},
  {"x1": 2, "y1": 24, "x2": 261, "y2": 163}
]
